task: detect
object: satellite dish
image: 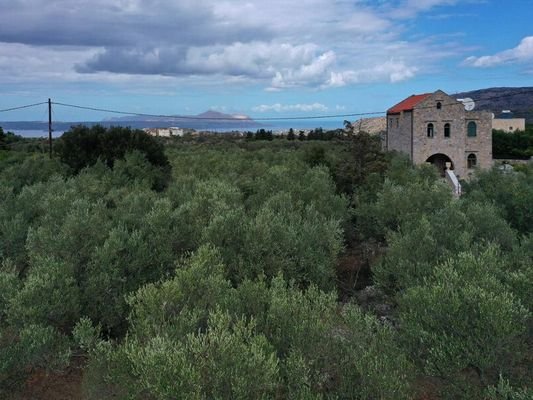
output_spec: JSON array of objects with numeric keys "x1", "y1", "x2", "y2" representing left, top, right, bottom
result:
[{"x1": 457, "y1": 98, "x2": 475, "y2": 111}]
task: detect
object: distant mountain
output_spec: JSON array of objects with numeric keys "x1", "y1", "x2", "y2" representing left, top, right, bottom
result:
[
  {"x1": 104, "y1": 109, "x2": 254, "y2": 123},
  {"x1": 195, "y1": 110, "x2": 253, "y2": 121},
  {"x1": 96, "y1": 109, "x2": 260, "y2": 131},
  {"x1": 0, "y1": 110, "x2": 261, "y2": 136},
  {"x1": 453, "y1": 87, "x2": 533, "y2": 122}
]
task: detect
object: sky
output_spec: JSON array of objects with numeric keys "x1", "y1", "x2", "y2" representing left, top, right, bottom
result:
[{"x1": 1, "y1": 0, "x2": 532, "y2": 122}]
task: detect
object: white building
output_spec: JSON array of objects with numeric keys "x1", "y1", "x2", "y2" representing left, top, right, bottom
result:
[{"x1": 143, "y1": 127, "x2": 192, "y2": 137}]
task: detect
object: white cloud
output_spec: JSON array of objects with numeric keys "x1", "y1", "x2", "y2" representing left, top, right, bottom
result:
[
  {"x1": 464, "y1": 36, "x2": 533, "y2": 67},
  {"x1": 253, "y1": 103, "x2": 329, "y2": 113},
  {"x1": 0, "y1": 42, "x2": 178, "y2": 87},
  {"x1": 393, "y1": 0, "x2": 461, "y2": 18},
  {"x1": 269, "y1": 51, "x2": 337, "y2": 89},
  {"x1": 0, "y1": 0, "x2": 474, "y2": 89},
  {"x1": 324, "y1": 60, "x2": 418, "y2": 87}
]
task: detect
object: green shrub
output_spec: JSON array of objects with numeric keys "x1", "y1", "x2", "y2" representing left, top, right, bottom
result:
[
  {"x1": 55, "y1": 125, "x2": 170, "y2": 189},
  {"x1": 399, "y1": 249, "x2": 529, "y2": 394}
]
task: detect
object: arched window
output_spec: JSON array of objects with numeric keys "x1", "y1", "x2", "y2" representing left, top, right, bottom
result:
[
  {"x1": 467, "y1": 121, "x2": 477, "y2": 137},
  {"x1": 427, "y1": 123, "x2": 434, "y2": 138},
  {"x1": 437, "y1": 102, "x2": 442, "y2": 109},
  {"x1": 467, "y1": 153, "x2": 477, "y2": 169},
  {"x1": 444, "y1": 123, "x2": 451, "y2": 138}
]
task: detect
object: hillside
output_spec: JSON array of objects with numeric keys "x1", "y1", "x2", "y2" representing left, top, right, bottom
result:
[
  {"x1": 454, "y1": 87, "x2": 533, "y2": 122},
  {"x1": 104, "y1": 109, "x2": 254, "y2": 123}
]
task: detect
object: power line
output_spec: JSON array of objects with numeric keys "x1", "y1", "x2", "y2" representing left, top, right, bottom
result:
[
  {"x1": 1, "y1": 89, "x2": 532, "y2": 120},
  {"x1": 53, "y1": 89, "x2": 533, "y2": 121},
  {"x1": 0, "y1": 101, "x2": 48, "y2": 113},
  {"x1": 52, "y1": 101, "x2": 384, "y2": 121}
]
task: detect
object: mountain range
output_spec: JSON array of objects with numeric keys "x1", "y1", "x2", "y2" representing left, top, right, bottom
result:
[
  {"x1": 453, "y1": 87, "x2": 533, "y2": 122},
  {"x1": 103, "y1": 110, "x2": 255, "y2": 123}
]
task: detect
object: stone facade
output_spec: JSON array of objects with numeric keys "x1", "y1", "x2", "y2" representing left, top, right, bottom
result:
[{"x1": 386, "y1": 90, "x2": 493, "y2": 180}]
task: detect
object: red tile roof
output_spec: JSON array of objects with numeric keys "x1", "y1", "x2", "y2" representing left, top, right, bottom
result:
[{"x1": 387, "y1": 93, "x2": 431, "y2": 114}]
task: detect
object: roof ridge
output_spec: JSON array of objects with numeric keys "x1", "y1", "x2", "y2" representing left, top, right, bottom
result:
[{"x1": 387, "y1": 93, "x2": 432, "y2": 114}]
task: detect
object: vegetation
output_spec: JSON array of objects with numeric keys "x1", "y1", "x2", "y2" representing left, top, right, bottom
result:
[
  {"x1": 492, "y1": 124, "x2": 533, "y2": 159},
  {"x1": 0, "y1": 127, "x2": 531, "y2": 399},
  {"x1": 55, "y1": 125, "x2": 171, "y2": 190}
]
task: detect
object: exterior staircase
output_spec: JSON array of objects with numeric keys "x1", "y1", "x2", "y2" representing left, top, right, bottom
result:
[{"x1": 445, "y1": 169, "x2": 462, "y2": 198}]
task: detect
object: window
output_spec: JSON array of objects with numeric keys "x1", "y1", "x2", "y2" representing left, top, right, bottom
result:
[
  {"x1": 396, "y1": 119, "x2": 399, "y2": 128},
  {"x1": 427, "y1": 123, "x2": 434, "y2": 138},
  {"x1": 389, "y1": 119, "x2": 393, "y2": 128},
  {"x1": 467, "y1": 153, "x2": 477, "y2": 169},
  {"x1": 437, "y1": 102, "x2": 442, "y2": 110},
  {"x1": 444, "y1": 123, "x2": 451, "y2": 138},
  {"x1": 467, "y1": 121, "x2": 477, "y2": 137}
]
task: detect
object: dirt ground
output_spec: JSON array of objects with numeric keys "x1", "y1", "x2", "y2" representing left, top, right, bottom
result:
[{"x1": 13, "y1": 363, "x2": 84, "y2": 400}]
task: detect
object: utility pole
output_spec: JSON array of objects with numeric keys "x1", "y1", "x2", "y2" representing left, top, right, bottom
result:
[{"x1": 48, "y1": 98, "x2": 52, "y2": 158}]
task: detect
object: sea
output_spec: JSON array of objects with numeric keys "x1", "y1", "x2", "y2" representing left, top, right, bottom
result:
[{"x1": 2, "y1": 119, "x2": 345, "y2": 138}]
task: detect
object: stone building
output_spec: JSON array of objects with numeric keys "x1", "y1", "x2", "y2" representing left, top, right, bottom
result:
[{"x1": 385, "y1": 90, "x2": 492, "y2": 180}]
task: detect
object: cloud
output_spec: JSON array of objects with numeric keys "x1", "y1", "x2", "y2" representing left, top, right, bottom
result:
[
  {"x1": 0, "y1": 42, "x2": 178, "y2": 87},
  {"x1": 80, "y1": 42, "x2": 317, "y2": 75},
  {"x1": 324, "y1": 60, "x2": 418, "y2": 87},
  {"x1": 464, "y1": 36, "x2": 533, "y2": 67},
  {"x1": 269, "y1": 51, "x2": 337, "y2": 89},
  {"x1": 0, "y1": 0, "x2": 271, "y2": 47},
  {"x1": 0, "y1": 0, "x2": 473, "y2": 89},
  {"x1": 253, "y1": 103, "x2": 329, "y2": 113},
  {"x1": 393, "y1": 0, "x2": 461, "y2": 18}
]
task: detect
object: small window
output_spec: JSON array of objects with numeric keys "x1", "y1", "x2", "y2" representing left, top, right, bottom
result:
[
  {"x1": 509, "y1": 126, "x2": 513, "y2": 131},
  {"x1": 427, "y1": 123, "x2": 434, "y2": 138},
  {"x1": 437, "y1": 102, "x2": 442, "y2": 110},
  {"x1": 396, "y1": 119, "x2": 399, "y2": 128},
  {"x1": 467, "y1": 153, "x2": 477, "y2": 169},
  {"x1": 444, "y1": 123, "x2": 451, "y2": 138},
  {"x1": 389, "y1": 119, "x2": 393, "y2": 128},
  {"x1": 467, "y1": 121, "x2": 477, "y2": 137}
]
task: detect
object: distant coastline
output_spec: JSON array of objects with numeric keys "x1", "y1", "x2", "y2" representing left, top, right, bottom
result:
[{"x1": 1, "y1": 119, "x2": 345, "y2": 138}]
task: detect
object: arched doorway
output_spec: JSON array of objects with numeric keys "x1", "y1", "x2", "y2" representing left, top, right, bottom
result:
[{"x1": 426, "y1": 153, "x2": 454, "y2": 177}]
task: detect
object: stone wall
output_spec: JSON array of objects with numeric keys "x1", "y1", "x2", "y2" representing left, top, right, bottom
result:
[
  {"x1": 386, "y1": 111, "x2": 412, "y2": 158},
  {"x1": 464, "y1": 110, "x2": 493, "y2": 178}
]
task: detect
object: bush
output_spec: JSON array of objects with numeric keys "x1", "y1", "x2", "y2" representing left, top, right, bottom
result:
[
  {"x1": 0, "y1": 324, "x2": 71, "y2": 393},
  {"x1": 373, "y1": 201, "x2": 517, "y2": 292},
  {"x1": 492, "y1": 128, "x2": 533, "y2": 160},
  {"x1": 55, "y1": 125, "x2": 170, "y2": 189},
  {"x1": 463, "y1": 165, "x2": 533, "y2": 235},
  {"x1": 485, "y1": 376, "x2": 533, "y2": 400},
  {"x1": 399, "y1": 249, "x2": 529, "y2": 395},
  {"x1": 82, "y1": 248, "x2": 413, "y2": 399}
]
